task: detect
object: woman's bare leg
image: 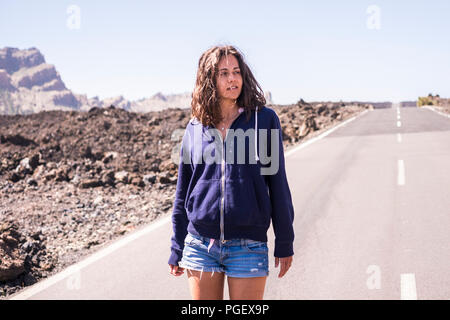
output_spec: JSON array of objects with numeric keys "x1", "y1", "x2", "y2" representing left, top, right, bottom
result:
[
  {"x1": 227, "y1": 276, "x2": 267, "y2": 300},
  {"x1": 186, "y1": 269, "x2": 225, "y2": 300}
]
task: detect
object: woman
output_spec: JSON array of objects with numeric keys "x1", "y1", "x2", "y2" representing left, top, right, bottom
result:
[{"x1": 168, "y1": 45, "x2": 295, "y2": 300}]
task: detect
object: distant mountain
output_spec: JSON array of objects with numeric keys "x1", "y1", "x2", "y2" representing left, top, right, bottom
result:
[
  {"x1": 0, "y1": 47, "x2": 273, "y2": 115},
  {"x1": 0, "y1": 47, "x2": 82, "y2": 114},
  {"x1": 77, "y1": 91, "x2": 194, "y2": 113}
]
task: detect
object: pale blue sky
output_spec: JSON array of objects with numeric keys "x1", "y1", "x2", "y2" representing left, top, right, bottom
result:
[{"x1": 1, "y1": 0, "x2": 449, "y2": 104}]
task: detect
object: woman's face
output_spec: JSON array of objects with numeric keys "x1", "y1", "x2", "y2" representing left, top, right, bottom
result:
[{"x1": 215, "y1": 54, "x2": 243, "y2": 102}]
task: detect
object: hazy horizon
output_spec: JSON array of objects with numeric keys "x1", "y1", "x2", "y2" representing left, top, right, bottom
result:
[{"x1": 1, "y1": 0, "x2": 449, "y2": 104}]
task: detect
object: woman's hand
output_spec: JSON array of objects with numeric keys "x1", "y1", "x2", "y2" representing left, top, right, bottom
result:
[
  {"x1": 274, "y1": 256, "x2": 293, "y2": 278},
  {"x1": 169, "y1": 264, "x2": 185, "y2": 276}
]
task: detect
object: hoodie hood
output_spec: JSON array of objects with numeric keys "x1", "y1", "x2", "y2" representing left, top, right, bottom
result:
[
  {"x1": 236, "y1": 106, "x2": 259, "y2": 162},
  {"x1": 191, "y1": 105, "x2": 260, "y2": 163}
]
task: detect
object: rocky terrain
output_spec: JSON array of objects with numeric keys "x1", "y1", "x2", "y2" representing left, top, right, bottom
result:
[
  {"x1": 0, "y1": 47, "x2": 273, "y2": 116},
  {"x1": 417, "y1": 94, "x2": 450, "y2": 115},
  {"x1": 418, "y1": 94, "x2": 450, "y2": 108},
  {"x1": 0, "y1": 100, "x2": 372, "y2": 299}
]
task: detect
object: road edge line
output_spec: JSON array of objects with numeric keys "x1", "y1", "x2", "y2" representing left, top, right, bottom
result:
[
  {"x1": 422, "y1": 106, "x2": 450, "y2": 119},
  {"x1": 285, "y1": 109, "x2": 370, "y2": 158},
  {"x1": 8, "y1": 215, "x2": 171, "y2": 300}
]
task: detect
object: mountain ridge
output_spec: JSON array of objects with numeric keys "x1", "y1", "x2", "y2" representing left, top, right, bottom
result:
[{"x1": 0, "y1": 47, "x2": 273, "y2": 115}]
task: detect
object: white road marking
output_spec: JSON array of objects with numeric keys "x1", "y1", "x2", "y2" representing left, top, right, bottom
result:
[
  {"x1": 397, "y1": 133, "x2": 402, "y2": 143},
  {"x1": 10, "y1": 108, "x2": 372, "y2": 300},
  {"x1": 285, "y1": 109, "x2": 370, "y2": 157},
  {"x1": 423, "y1": 105, "x2": 450, "y2": 119},
  {"x1": 9, "y1": 214, "x2": 172, "y2": 300},
  {"x1": 398, "y1": 160, "x2": 405, "y2": 186},
  {"x1": 397, "y1": 120, "x2": 402, "y2": 127},
  {"x1": 401, "y1": 273, "x2": 418, "y2": 300}
]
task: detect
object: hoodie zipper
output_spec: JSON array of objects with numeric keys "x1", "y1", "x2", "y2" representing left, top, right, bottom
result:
[
  {"x1": 220, "y1": 139, "x2": 226, "y2": 243},
  {"x1": 216, "y1": 111, "x2": 243, "y2": 244},
  {"x1": 217, "y1": 129, "x2": 226, "y2": 244}
]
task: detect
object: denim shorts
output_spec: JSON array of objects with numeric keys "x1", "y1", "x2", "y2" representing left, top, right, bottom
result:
[{"x1": 179, "y1": 233, "x2": 269, "y2": 278}]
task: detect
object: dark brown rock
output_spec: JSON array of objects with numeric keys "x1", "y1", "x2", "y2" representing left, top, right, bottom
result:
[
  {"x1": 0, "y1": 223, "x2": 26, "y2": 282},
  {"x1": 80, "y1": 178, "x2": 103, "y2": 188}
]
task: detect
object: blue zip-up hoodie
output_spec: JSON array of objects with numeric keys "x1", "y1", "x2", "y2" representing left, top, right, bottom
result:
[{"x1": 168, "y1": 105, "x2": 295, "y2": 266}]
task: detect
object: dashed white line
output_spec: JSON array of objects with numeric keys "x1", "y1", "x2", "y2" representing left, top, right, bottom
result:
[
  {"x1": 397, "y1": 133, "x2": 402, "y2": 143},
  {"x1": 397, "y1": 120, "x2": 402, "y2": 127},
  {"x1": 401, "y1": 273, "x2": 417, "y2": 300}
]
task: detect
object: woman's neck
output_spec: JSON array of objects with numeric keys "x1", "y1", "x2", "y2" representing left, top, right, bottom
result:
[{"x1": 219, "y1": 98, "x2": 238, "y2": 119}]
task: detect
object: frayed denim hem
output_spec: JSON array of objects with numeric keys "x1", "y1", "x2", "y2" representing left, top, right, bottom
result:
[
  {"x1": 226, "y1": 270, "x2": 269, "y2": 278},
  {"x1": 178, "y1": 262, "x2": 224, "y2": 280}
]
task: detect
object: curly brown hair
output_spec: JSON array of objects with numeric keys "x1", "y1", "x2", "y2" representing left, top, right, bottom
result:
[{"x1": 191, "y1": 45, "x2": 266, "y2": 127}]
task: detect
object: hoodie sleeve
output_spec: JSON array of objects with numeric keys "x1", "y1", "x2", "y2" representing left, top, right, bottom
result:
[
  {"x1": 267, "y1": 112, "x2": 295, "y2": 258},
  {"x1": 168, "y1": 128, "x2": 192, "y2": 266}
]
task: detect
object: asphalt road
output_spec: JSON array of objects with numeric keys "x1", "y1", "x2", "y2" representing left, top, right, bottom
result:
[{"x1": 10, "y1": 103, "x2": 450, "y2": 300}]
